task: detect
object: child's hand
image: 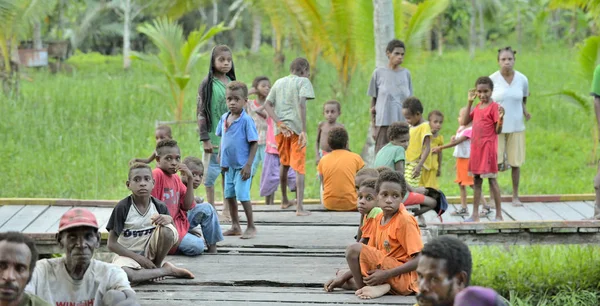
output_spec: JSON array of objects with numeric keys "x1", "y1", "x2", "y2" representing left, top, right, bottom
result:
[
  {"x1": 135, "y1": 255, "x2": 156, "y2": 269},
  {"x1": 468, "y1": 88, "x2": 477, "y2": 102},
  {"x1": 431, "y1": 147, "x2": 441, "y2": 154},
  {"x1": 437, "y1": 169, "x2": 441, "y2": 177},
  {"x1": 248, "y1": 87, "x2": 258, "y2": 96},
  {"x1": 363, "y1": 269, "x2": 390, "y2": 286},
  {"x1": 412, "y1": 165, "x2": 422, "y2": 179},
  {"x1": 151, "y1": 214, "x2": 173, "y2": 226},
  {"x1": 499, "y1": 106, "x2": 505, "y2": 118},
  {"x1": 202, "y1": 140, "x2": 214, "y2": 154},
  {"x1": 278, "y1": 123, "x2": 293, "y2": 137},
  {"x1": 450, "y1": 135, "x2": 456, "y2": 142},
  {"x1": 241, "y1": 164, "x2": 252, "y2": 181},
  {"x1": 298, "y1": 132, "x2": 307, "y2": 148},
  {"x1": 178, "y1": 163, "x2": 193, "y2": 179}
]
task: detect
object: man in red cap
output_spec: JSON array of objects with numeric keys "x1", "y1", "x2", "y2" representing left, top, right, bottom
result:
[{"x1": 25, "y1": 208, "x2": 139, "y2": 306}]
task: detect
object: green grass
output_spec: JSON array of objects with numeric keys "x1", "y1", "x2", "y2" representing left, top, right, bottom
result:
[{"x1": 0, "y1": 45, "x2": 595, "y2": 200}]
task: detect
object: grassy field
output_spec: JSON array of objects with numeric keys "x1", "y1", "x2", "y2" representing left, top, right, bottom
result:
[{"x1": 0, "y1": 45, "x2": 595, "y2": 200}]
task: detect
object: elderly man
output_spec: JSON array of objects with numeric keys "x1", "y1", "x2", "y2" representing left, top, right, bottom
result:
[
  {"x1": 26, "y1": 208, "x2": 139, "y2": 306},
  {"x1": 0, "y1": 232, "x2": 50, "y2": 306},
  {"x1": 415, "y1": 236, "x2": 506, "y2": 306}
]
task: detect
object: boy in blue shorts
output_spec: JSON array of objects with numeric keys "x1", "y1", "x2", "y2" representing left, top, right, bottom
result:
[{"x1": 217, "y1": 81, "x2": 259, "y2": 239}]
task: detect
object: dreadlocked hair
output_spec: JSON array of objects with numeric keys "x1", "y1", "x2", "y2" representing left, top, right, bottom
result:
[{"x1": 200, "y1": 45, "x2": 237, "y2": 133}]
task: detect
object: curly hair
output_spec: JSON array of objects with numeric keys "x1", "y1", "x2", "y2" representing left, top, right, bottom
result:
[
  {"x1": 324, "y1": 100, "x2": 341, "y2": 113},
  {"x1": 156, "y1": 139, "x2": 179, "y2": 156},
  {"x1": 402, "y1": 96, "x2": 424, "y2": 116},
  {"x1": 0, "y1": 232, "x2": 39, "y2": 282},
  {"x1": 387, "y1": 121, "x2": 410, "y2": 141},
  {"x1": 183, "y1": 156, "x2": 204, "y2": 173},
  {"x1": 227, "y1": 81, "x2": 249, "y2": 99},
  {"x1": 497, "y1": 46, "x2": 517, "y2": 61},
  {"x1": 327, "y1": 126, "x2": 348, "y2": 150},
  {"x1": 375, "y1": 170, "x2": 407, "y2": 197},
  {"x1": 421, "y1": 236, "x2": 473, "y2": 285},
  {"x1": 155, "y1": 125, "x2": 172, "y2": 138},
  {"x1": 290, "y1": 57, "x2": 310, "y2": 74},
  {"x1": 475, "y1": 76, "x2": 494, "y2": 91},
  {"x1": 386, "y1": 39, "x2": 406, "y2": 53},
  {"x1": 252, "y1": 76, "x2": 270, "y2": 89},
  {"x1": 128, "y1": 162, "x2": 152, "y2": 179},
  {"x1": 428, "y1": 110, "x2": 444, "y2": 121},
  {"x1": 356, "y1": 168, "x2": 379, "y2": 179},
  {"x1": 359, "y1": 177, "x2": 377, "y2": 190}
]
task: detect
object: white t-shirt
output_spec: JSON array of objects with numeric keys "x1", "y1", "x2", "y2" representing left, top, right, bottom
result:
[
  {"x1": 26, "y1": 257, "x2": 132, "y2": 306},
  {"x1": 489, "y1": 70, "x2": 529, "y2": 133},
  {"x1": 453, "y1": 126, "x2": 472, "y2": 159}
]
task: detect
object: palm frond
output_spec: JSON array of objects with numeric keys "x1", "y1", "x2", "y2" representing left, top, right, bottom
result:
[
  {"x1": 578, "y1": 35, "x2": 600, "y2": 81},
  {"x1": 543, "y1": 90, "x2": 591, "y2": 112},
  {"x1": 402, "y1": 0, "x2": 449, "y2": 52}
]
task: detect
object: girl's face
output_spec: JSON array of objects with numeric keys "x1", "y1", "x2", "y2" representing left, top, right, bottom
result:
[
  {"x1": 357, "y1": 186, "x2": 377, "y2": 215},
  {"x1": 214, "y1": 51, "x2": 232, "y2": 74},
  {"x1": 498, "y1": 51, "x2": 515, "y2": 71},
  {"x1": 402, "y1": 108, "x2": 422, "y2": 126},
  {"x1": 476, "y1": 83, "x2": 492, "y2": 104},
  {"x1": 429, "y1": 115, "x2": 444, "y2": 134},
  {"x1": 257, "y1": 80, "x2": 271, "y2": 97}
]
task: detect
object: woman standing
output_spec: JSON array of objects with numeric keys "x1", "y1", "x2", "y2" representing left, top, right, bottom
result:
[{"x1": 489, "y1": 47, "x2": 530, "y2": 206}]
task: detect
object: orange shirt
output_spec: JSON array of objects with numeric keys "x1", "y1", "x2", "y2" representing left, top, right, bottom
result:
[
  {"x1": 317, "y1": 149, "x2": 365, "y2": 211},
  {"x1": 361, "y1": 207, "x2": 383, "y2": 240},
  {"x1": 368, "y1": 208, "x2": 423, "y2": 263}
]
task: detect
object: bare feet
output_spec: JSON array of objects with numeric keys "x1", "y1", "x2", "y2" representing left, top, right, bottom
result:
[
  {"x1": 296, "y1": 209, "x2": 311, "y2": 216},
  {"x1": 163, "y1": 262, "x2": 195, "y2": 279},
  {"x1": 355, "y1": 284, "x2": 391, "y2": 299},
  {"x1": 324, "y1": 275, "x2": 356, "y2": 292},
  {"x1": 206, "y1": 244, "x2": 218, "y2": 254},
  {"x1": 512, "y1": 198, "x2": 523, "y2": 207},
  {"x1": 240, "y1": 227, "x2": 257, "y2": 239},
  {"x1": 281, "y1": 198, "x2": 296, "y2": 209},
  {"x1": 223, "y1": 227, "x2": 242, "y2": 236},
  {"x1": 218, "y1": 213, "x2": 232, "y2": 224},
  {"x1": 493, "y1": 214, "x2": 504, "y2": 221}
]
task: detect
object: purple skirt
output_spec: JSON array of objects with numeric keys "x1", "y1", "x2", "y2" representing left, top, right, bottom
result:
[{"x1": 260, "y1": 153, "x2": 296, "y2": 196}]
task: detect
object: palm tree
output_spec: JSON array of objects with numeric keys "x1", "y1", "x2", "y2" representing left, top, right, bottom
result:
[{"x1": 131, "y1": 18, "x2": 228, "y2": 121}]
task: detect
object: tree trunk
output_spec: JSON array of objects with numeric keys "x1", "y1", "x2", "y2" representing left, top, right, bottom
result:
[
  {"x1": 516, "y1": 7, "x2": 522, "y2": 49},
  {"x1": 212, "y1": 0, "x2": 219, "y2": 26},
  {"x1": 469, "y1": 0, "x2": 476, "y2": 59},
  {"x1": 477, "y1": 0, "x2": 484, "y2": 49},
  {"x1": 251, "y1": 12, "x2": 262, "y2": 53},
  {"x1": 123, "y1": 0, "x2": 131, "y2": 69},
  {"x1": 33, "y1": 22, "x2": 43, "y2": 49},
  {"x1": 373, "y1": 0, "x2": 395, "y2": 68},
  {"x1": 437, "y1": 16, "x2": 443, "y2": 56}
]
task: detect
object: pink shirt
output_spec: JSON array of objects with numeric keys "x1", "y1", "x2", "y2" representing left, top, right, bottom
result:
[
  {"x1": 265, "y1": 117, "x2": 279, "y2": 154},
  {"x1": 151, "y1": 168, "x2": 193, "y2": 246}
]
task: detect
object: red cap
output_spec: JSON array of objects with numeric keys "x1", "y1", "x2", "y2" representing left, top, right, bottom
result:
[{"x1": 58, "y1": 208, "x2": 99, "y2": 232}]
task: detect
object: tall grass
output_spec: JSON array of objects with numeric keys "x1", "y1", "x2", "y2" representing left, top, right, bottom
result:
[{"x1": 0, "y1": 45, "x2": 594, "y2": 200}]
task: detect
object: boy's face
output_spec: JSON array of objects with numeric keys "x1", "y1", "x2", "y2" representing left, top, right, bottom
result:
[
  {"x1": 357, "y1": 186, "x2": 377, "y2": 216},
  {"x1": 226, "y1": 88, "x2": 247, "y2": 114},
  {"x1": 403, "y1": 108, "x2": 422, "y2": 126},
  {"x1": 395, "y1": 133, "x2": 410, "y2": 150},
  {"x1": 155, "y1": 129, "x2": 171, "y2": 144},
  {"x1": 181, "y1": 166, "x2": 204, "y2": 190},
  {"x1": 386, "y1": 47, "x2": 405, "y2": 66},
  {"x1": 296, "y1": 67, "x2": 310, "y2": 78},
  {"x1": 378, "y1": 181, "x2": 405, "y2": 215},
  {"x1": 156, "y1": 146, "x2": 181, "y2": 175},
  {"x1": 127, "y1": 168, "x2": 154, "y2": 196},
  {"x1": 429, "y1": 115, "x2": 444, "y2": 134},
  {"x1": 323, "y1": 104, "x2": 340, "y2": 124},
  {"x1": 257, "y1": 80, "x2": 271, "y2": 97}
]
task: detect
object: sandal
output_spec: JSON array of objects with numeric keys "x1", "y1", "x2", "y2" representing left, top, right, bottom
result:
[
  {"x1": 479, "y1": 206, "x2": 493, "y2": 217},
  {"x1": 451, "y1": 207, "x2": 469, "y2": 216}
]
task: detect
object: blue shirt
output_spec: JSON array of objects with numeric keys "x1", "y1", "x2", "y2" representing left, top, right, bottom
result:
[{"x1": 216, "y1": 109, "x2": 259, "y2": 169}]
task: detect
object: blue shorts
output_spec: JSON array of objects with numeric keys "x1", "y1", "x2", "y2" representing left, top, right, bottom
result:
[
  {"x1": 203, "y1": 152, "x2": 222, "y2": 187},
  {"x1": 224, "y1": 167, "x2": 251, "y2": 201}
]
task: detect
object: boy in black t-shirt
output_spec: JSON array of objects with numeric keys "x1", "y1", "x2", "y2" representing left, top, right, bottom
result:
[{"x1": 107, "y1": 163, "x2": 195, "y2": 284}]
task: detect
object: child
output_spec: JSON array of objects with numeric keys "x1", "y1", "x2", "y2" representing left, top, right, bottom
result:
[
  {"x1": 317, "y1": 127, "x2": 365, "y2": 211},
  {"x1": 368, "y1": 39, "x2": 413, "y2": 154},
  {"x1": 356, "y1": 177, "x2": 382, "y2": 244},
  {"x1": 324, "y1": 171, "x2": 422, "y2": 299},
  {"x1": 420, "y1": 110, "x2": 444, "y2": 189},
  {"x1": 432, "y1": 107, "x2": 487, "y2": 216},
  {"x1": 216, "y1": 81, "x2": 259, "y2": 239},
  {"x1": 462, "y1": 77, "x2": 505, "y2": 222},
  {"x1": 315, "y1": 100, "x2": 344, "y2": 164},
  {"x1": 355, "y1": 168, "x2": 379, "y2": 191},
  {"x1": 107, "y1": 163, "x2": 194, "y2": 283},
  {"x1": 180, "y1": 156, "x2": 224, "y2": 253},
  {"x1": 261, "y1": 114, "x2": 297, "y2": 205},
  {"x1": 150, "y1": 139, "x2": 222, "y2": 255},
  {"x1": 197, "y1": 45, "x2": 237, "y2": 220},
  {"x1": 402, "y1": 97, "x2": 431, "y2": 188},
  {"x1": 131, "y1": 125, "x2": 172, "y2": 164},
  {"x1": 263, "y1": 57, "x2": 315, "y2": 216},
  {"x1": 374, "y1": 121, "x2": 410, "y2": 173},
  {"x1": 247, "y1": 76, "x2": 270, "y2": 179}
]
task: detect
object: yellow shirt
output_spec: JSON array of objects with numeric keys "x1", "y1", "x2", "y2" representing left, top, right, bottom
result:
[
  {"x1": 423, "y1": 134, "x2": 444, "y2": 171},
  {"x1": 406, "y1": 122, "x2": 432, "y2": 163}
]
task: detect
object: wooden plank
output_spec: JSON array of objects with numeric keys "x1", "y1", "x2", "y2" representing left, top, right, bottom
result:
[
  {"x1": 500, "y1": 202, "x2": 540, "y2": 221},
  {"x1": 89, "y1": 207, "x2": 114, "y2": 233},
  {"x1": 543, "y1": 202, "x2": 586, "y2": 221},
  {"x1": 448, "y1": 232, "x2": 600, "y2": 245},
  {"x1": 237, "y1": 211, "x2": 361, "y2": 225},
  {"x1": 583, "y1": 201, "x2": 595, "y2": 209},
  {"x1": 0, "y1": 205, "x2": 48, "y2": 232},
  {"x1": 433, "y1": 220, "x2": 600, "y2": 231},
  {"x1": 523, "y1": 202, "x2": 563, "y2": 221},
  {"x1": 220, "y1": 204, "x2": 328, "y2": 213},
  {"x1": 141, "y1": 301, "x2": 407, "y2": 306},
  {"x1": 566, "y1": 202, "x2": 594, "y2": 218},
  {"x1": 23, "y1": 206, "x2": 72, "y2": 233},
  {"x1": 0, "y1": 205, "x2": 24, "y2": 228}
]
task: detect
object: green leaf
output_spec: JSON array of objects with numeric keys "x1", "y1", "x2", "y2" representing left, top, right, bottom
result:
[
  {"x1": 403, "y1": 0, "x2": 450, "y2": 53},
  {"x1": 578, "y1": 36, "x2": 600, "y2": 81},
  {"x1": 543, "y1": 90, "x2": 591, "y2": 112}
]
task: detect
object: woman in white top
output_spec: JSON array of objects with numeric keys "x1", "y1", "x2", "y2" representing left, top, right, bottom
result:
[{"x1": 489, "y1": 47, "x2": 530, "y2": 207}]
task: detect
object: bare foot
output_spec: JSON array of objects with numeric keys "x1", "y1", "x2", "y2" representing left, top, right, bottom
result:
[
  {"x1": 163, "y1": 262, "x2": 195, "y2": 279},
  {"x1": 512, "y1": 198, "x2": 523, "y2": 207},
  {"x1": 218, "y1": 213, "x2": 232, "y2": 224},
  {"x1": 324, "y1": 274, "x2": 354, "y2": 292},
  {"x1": 281, "y1": 199, "x2": 296, "y2": 209},
  {"x1": 206, "y1": 244, "x2": 218, "y2": 254},
  {"x1": 296, "y1": 210, "x2": 311, "y2": 216},
  {"x1": 223, "y1": 227, "x2": 242, "y2": 236},
  {"x1": 493, "y1": 215, "x2": 504, "y2": 221},
  {"x1": 355, "y1": 284, "x2": 391, "y2": 299},
  {"x1": 150, "y1": 276, "x2": 166, "y2": 282},
  {"x1": 240, "y1": 227, "x2": 257, "y2": 239}
]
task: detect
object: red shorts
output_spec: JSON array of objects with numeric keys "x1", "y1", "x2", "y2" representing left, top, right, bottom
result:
[{"x1": 403, "y1": 192, "x2": 424, "y2": 207}]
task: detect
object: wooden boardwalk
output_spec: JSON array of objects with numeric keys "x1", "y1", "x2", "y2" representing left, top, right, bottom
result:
[{"x1": 1, "y1": 198, "x2": 600, "y2": 305}]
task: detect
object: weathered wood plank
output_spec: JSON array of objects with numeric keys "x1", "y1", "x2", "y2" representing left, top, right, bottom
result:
[
  {"x1": 432, "y1": 220, "x2": 600, "y2": 231},
  {"x1": 583, "y1": 201, "x2": 595, "y2": 209},
  {"x1": 237, "y1": 211, "x2": 361, "y2": 225},
  {"x1": 543, "y1": 202, "x2": 586, "y2": 221},
  {"x1": 141, "y1": 301, "x2": 406, "y2": 306},
  {"x1": 0, "y1": 205, "x2": 48, "y2": 232},
  {"x1": 566, "y1": 202, "x2": 594, "y2": 218},
  {"x1": 501, "y1": 202, "x2": 540, "y2": 221},
  {"x1": 523, "y1": 202, "x2": 563, "y2": 221},
  {"x1": 0, "y1": 205, "x2": 24, "y2": 228},
  {"x1": 89, "y1": 207, "x2": 114, "y2": 233},
  {"x1": 220, "y1": 204, "x2": 328, "y2": 213},
  {"x1": 23, "y1": 206, "x2": 72, "y2": 233},
  {"x1": 447, "y1": 232, "x2": 600, "y2": 245}
]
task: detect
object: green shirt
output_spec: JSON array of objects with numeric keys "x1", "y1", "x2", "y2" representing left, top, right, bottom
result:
[
  {"x1": 19, "y1": 292, "x2": 52, "y2": 306},
  {"x1": 374, "y1": 142, "x2": 406, "y2": 169},
  {"x1": 209, "y1": 77, "x2": 230, "y2": 145},
  {"x1": 592, "y1": 64, "x2": 600, "y2": 97},
  {"x1": 266, "y1": 74, "x2": 315, "y2": 135}
]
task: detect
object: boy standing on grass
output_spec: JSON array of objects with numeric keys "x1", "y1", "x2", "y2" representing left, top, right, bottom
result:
[
  {"x1": 217, "y1": 81, "x2": 259, "y2": 239},
  {"x1": 263, "y1": 57, "x2": 315, "y2": 216},
  {"x1": 107, "y1": 163, "x2": 194, "y2": 284},
  {"x1": 368, "y1": 39, "x2": 413, "y2": 154}
]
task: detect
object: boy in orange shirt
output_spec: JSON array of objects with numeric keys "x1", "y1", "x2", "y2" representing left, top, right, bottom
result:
[
  {"x1": 317, "y1": 126, "x2": 365, "y2": 211},
  {"x1": 324, "y1": 170, "x2": 422, "y2": 299},
  {"x1": 356, "y1": 177, "x2": 382, "y2": 244}
]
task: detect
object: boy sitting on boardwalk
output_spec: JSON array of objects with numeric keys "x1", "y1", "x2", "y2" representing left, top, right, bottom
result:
[
  {"x1": 217, "y1": 81, "x2": 259, "y2": 239},
  {"x1": 317, "y1": 127, "x2": 365, "y2": 211},
  {"x1": 324, "y1": 170, "x2": 423, "y2": 299},
  {"x1": 356, "y1": 177, "x2": 382, "y2": 244},
  {"x1": 263, "y1": 57, "x2": 315, "y2": 216},
  {"x1": 107, "y1": 163, "x2": 194, "y2": 283}
]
